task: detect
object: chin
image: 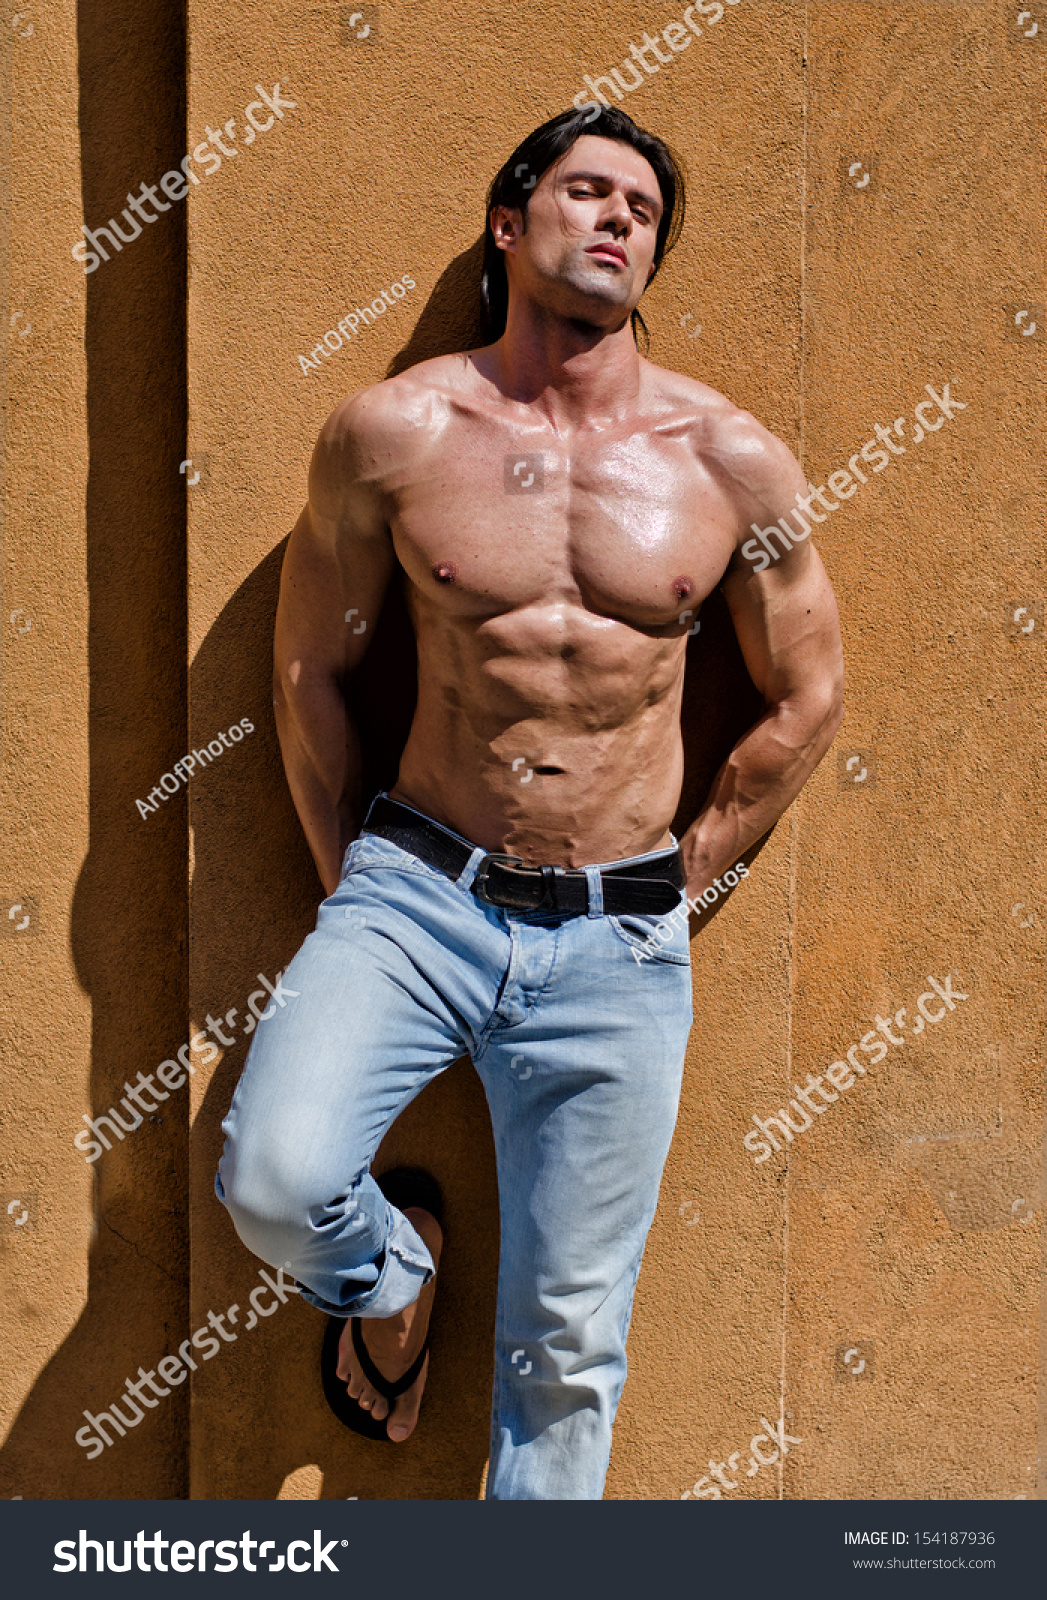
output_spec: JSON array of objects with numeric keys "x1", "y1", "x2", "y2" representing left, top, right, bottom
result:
[{"x1": 556, "y1": 269, "x2": 632, "y2": 322}]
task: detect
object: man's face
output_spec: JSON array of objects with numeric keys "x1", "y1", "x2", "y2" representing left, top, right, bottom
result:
[{"x1": 492, "y1": 134, "x2": 664, "y2": 329}]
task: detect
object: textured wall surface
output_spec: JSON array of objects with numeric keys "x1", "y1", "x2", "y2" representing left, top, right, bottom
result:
[{"x1": 0, "y1": 0, "x2": 1043, "y2": 1501}]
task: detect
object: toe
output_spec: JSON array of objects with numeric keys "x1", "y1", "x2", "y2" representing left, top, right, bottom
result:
[
  {"x1": 387, "y1": 1356, "x2": 428, "y2": 1443},
  {"x1": 336, "y1": 1325, "x2": 352, "y2": 1384}
]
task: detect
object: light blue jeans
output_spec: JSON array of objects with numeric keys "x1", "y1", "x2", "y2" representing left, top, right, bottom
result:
[{"x1": 216, "y1": 802, "x2": 694, "y2": 1500}]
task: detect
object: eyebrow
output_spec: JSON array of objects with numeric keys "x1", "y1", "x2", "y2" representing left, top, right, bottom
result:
[{"x1": 557, "y1": 168, "x2": 662, "y2": 216}]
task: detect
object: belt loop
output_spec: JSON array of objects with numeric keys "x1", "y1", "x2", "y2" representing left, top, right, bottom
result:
[
  {"x1": 362, "y1": 791, "x2": 387, "y2": 830},
  {"x1": 540, "y1": 864, "x2": 560, "y2": 909},
  {"x1": 457, "y1": 845, "x2": 489, "y2": 893},
  {"x1": 584, "y1": 865, "x2": 604, "y2": 918}
]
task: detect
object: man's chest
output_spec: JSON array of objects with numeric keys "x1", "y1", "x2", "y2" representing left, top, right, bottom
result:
[{"x1": 384, "y1": 424, "x2": 738, "y2": 625}]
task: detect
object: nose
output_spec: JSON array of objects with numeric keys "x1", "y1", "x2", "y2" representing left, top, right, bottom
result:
[
  {"x1": 598, "y1": 192, "x2": 632, "y2": 240},
  {"x1": 595, "y1": 219, "x2": 628, "y2": 248}
]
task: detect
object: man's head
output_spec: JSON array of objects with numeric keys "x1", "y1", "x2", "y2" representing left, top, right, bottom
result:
[{"x1": 482, "y1": 106, "x2": 686, "y2": 348}]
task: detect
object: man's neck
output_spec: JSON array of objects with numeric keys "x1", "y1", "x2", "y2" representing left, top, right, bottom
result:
[{"x1": 479, "y1": 298, "x2": 643, "y2": 432}]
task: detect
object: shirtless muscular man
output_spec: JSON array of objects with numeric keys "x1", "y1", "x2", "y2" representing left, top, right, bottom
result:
[{"x1": 216, "y1": 104, "x2": 844, "y2": 1500}]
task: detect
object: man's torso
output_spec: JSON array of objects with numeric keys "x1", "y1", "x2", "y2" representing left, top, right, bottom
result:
[{"x1": 342, "y1": 350, "x2": 763, "y2": 865}]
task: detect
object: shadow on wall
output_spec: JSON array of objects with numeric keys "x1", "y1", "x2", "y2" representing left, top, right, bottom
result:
[
  {"x1": 0, "y1": 0, "x2": 189, "y2": 1501},
  {"x1": 386, "y1": 236, "x2": 489, "y2": 379},
  {"x1": 0, "y1": 137, "x2": 768, "y2": 1501}
]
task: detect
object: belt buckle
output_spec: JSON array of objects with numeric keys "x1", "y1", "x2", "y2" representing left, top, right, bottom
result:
[{"x1": 472, "y1": 852, "x2": 529, "y2": 907}]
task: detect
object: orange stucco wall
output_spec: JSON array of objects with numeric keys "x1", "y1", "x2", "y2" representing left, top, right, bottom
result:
[{"x1": 1, "y1": 1, "x2": 1043, "y2": 1501}]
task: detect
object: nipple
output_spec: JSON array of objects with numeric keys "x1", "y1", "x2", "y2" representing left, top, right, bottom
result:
[
  {"x1": 672, "y1": 575, "x2": 695, "y2": 602},
  {"x1": 432, "y1": 562, "x2": 458, "y2": 585}
]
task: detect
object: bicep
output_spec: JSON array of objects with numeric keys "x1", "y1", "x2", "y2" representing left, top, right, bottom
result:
[
  {"x1": 275, "y1": 461, "x2": 396, "y2": 693},
  {"x1": 720, "y1": 537, "x2": 843, "y2": 710},
  {"x1": 708, "y1": 418, "x2": 844, "y2": 708}
]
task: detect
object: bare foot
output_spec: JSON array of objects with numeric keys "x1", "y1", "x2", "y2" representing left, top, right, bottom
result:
[{"x1": 336, "y1": 1206, "x2": 443, "y2": 1442}]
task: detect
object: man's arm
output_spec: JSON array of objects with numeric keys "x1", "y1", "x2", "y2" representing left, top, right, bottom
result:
[
  {"x1": 273, "y1": 390, "x2": 397, "y2": 896},
  {"x1": 679, "y1": 420, "x2": 845, "y2": 898}
]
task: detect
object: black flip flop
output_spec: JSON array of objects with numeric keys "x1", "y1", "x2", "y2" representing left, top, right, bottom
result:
[{"x1": 320, "y1": 1167, "x2": 442, "y2": 1442}]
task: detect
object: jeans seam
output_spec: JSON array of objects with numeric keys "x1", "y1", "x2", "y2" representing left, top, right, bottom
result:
[
  {"x1": 473, "y1": 920, "x2": 565, "y2": 1063},
  {"x1": 487, "y1": 1120, "x2": 527, "y2": 1499},
  {"x1": 473, "y1": 920, "x2": 520, "y2": 1060}
]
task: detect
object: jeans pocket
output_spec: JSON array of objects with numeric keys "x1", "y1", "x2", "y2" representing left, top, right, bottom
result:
[
  {"x1": 343, "y1": 833, "x2": 448, "y2": 884},
  {"x1": 608, "y1": 910, "x2": 691, "y2": 966}
]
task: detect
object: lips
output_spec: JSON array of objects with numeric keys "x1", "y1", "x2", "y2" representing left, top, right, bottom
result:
[{"x1": 585, "y1": 243, "x2": 627, "y2": 266}]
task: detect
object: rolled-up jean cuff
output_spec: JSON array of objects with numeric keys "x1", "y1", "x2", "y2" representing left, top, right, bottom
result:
[{"x1": 297, "y1": 1224, "x2": 434, "y2": 1320}]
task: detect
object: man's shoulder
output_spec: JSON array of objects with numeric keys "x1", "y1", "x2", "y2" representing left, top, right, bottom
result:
[
  {"x1": 308, "y1": 354, "x2": 484, "y2": 520},
  {"x1": 643, "y1": 361, "x2": 800, "y2": 497},
  {"x1": 319, "y1": 353, "x2": 477, "y2": 453}
]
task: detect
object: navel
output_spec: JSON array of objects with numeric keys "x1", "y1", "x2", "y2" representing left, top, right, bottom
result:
[{"x1": 432, "y1": 562, "x2": 458, "y2": 585}]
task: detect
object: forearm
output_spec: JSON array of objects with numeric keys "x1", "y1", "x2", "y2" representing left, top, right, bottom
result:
[
  {"x1": 679, "y1": 692, "x2": 841, "y2": 896},
  {"x1": 274, "y1": 672, "x2": 363, "y2": 897}
]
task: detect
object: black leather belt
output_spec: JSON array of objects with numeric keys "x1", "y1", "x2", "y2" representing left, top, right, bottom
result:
[{"x1": 360, "y1": 796, "x2": 685, "y2": 915}]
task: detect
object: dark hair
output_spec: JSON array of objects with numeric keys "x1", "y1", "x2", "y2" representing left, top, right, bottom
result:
[{"x1": 481, "y1": 105, "x2": 686, "y2": 354}]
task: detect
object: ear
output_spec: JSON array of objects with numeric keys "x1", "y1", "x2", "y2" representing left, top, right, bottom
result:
[{"x1": 489, "y1": 204, "x2": 522, "y2": 254}]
